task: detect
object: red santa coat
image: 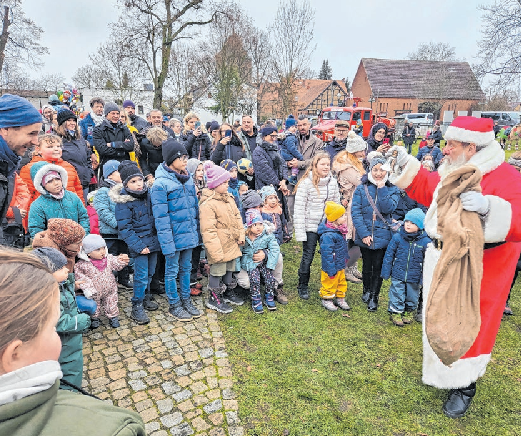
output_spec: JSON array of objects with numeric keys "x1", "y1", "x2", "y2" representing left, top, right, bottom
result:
[{"x1": 393, "y1": 141, "x2": 521, "y2": 388}]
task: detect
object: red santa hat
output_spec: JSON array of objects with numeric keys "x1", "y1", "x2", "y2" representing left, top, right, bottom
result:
[{"x1": 444, "y1": 116, "x2": 495, "y2": 146}]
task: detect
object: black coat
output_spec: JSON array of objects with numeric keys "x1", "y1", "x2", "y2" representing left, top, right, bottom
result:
[
  {"x1": 430, "y1": 128, "x2": 443, "y2": 145},
  {"x1": 92, "y1": 119, "x2": 134, "y2": 167},
  {"x1": 60, "y1": 135, "x2": 94, "y2": 188},
  {"x1": 402, "y1": 125, "x2": 416, "y2": 145},
  {"x1": 129, "y1": 115, "x2": 148, "y2": 132},
  {"x1": 210, "y1": 134, "x2": 245, "y2": 164},
  {"x1": 0, "y1": 153, "x2": 16, "y2": 244},
  {"x1": 138, "y1": 126, "x2": 174, "y2": 177},
  {"x1": 181, "y1": 131, "x2": 212, "y2": 161},
  {"x1": 252, "y1": 141, "x2": 288, "y2": 190}
]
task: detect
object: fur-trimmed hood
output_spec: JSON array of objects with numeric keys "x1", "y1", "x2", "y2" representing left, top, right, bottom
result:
[
  {"x1": 108, "y1": 179, "x2": 153, "y2": 204},
  {"x1": 30, "y1": 162, "x2": 68, "y2": 196}
]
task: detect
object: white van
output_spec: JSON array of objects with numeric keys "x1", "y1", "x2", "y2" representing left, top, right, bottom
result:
[
  {"x1": 480, "y1": 111, "x2": 516, "y2": 127},
  {"x1": 403, "y1": 113, "x2": 434, "y2": 126}
]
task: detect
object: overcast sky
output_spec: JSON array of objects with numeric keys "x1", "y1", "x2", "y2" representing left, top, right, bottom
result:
[{"x1": 23, "y1": 0, "x2": 489, "y2": 85}]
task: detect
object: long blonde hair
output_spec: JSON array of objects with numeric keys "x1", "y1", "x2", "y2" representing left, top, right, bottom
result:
[
  {"x1": 294, "y1": 151, "x2": 331, "y2": 194},
  {"x1": 333, "y1": 150, "x2": 366, "y2": 175},
  {"x1": 183, "y1": 111, "x2": 200, "y2": 134}
]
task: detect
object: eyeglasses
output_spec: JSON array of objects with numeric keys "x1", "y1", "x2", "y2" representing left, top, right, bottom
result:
[
  {"x1": 336, "y1": 129, "x2": 349, "y2": 134},
  {"x1": 269, "y1": 134, "x2": 278, "y2": 138}
]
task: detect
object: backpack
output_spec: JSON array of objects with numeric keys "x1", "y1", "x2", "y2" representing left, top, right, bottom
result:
[{"x1": 1, "y1": 207, "x2": 30, "y2": 250}]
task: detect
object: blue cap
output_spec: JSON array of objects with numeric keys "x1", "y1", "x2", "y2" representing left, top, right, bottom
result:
[
  {"x1": 404, "y1": 208, "x2": 425, "y2": 230},
  {"x1": 261, "y1": 126, "x2": 277, "y2": 137},
  {"x1": 0, "y1": 94, "x2": 42, "y2": 128},
  {"x1": 103, "y1": 160, "x2": 120, "y2": 178}
]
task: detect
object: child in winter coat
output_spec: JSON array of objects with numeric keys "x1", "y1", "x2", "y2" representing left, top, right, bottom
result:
[
  {"x1": 260, "y1": 184, "x2": 290, "y2": 245},
  {"x1": 318, "y1": 202, "x2": 351, "y2": 312},
  {"x1": 238, "y1": 180, "x2": 248, "y2": 195},
  {"x1": 86, "y1": 192, "x2": 100, "y2": 234},
  {"x1": 151, "y1": 140, "x2": 202, "y2": 321},
  {"x1": 221, "y1": 159, "x2": 241, "y2": 209},
  {"x1": 241, "y1": 209, "x2": 280, "y2": 314},
  {"x1": 187, "y1": 158, "x2": 206, "y2": 199},
  {"x1": 28, "y1": 161, "x2": 90, "y2": 238},
  {"x1": 113, "y1": 161, "x2": 161, "y2": 325},
  {"x1": 74, "y1": 234, "x2": 129, "y2": 328},
  {"x1": 280, "y1": 115, "x2": 302, "y2": 185},
  {"x1": 32, "y1": 247, "x2": 91, "y2": 389},
  {"x1": 199, "y1": 162, "x2": 245, "y2": 314},
  {"x1": 381, "y1": 208, "x2": 431, "y2": 327}
]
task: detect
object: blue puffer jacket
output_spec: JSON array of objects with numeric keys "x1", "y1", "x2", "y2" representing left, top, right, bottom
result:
[
  {"x1": 416, "y1": 145, "x2": 442, "y2": 167},
  {"x1": 79, "y1": 113, "x2": 96, "y2": 144},
  {"x1": 93, "y1": 179, "x2": 118, "y2": 237},
  {"x1": 112, "y1": 184, "x2": 161, "y2": 257},
  {"x1": 381, "y1": 227, "x2": 431, "y2": 284},
  {"x1": 280, "y1": 132, "x2": 303, "y2": 161},
  {"x1": 351, "y1": 176, "x2": 400, "y2": 250},
  {"x1": 241, "y1": 223, "x2": 280, "y2": 272},
  {"x1": 318, "y1": 220, "x2": 349, "y2": 277},
  {"x1": 151, "y1": 163, "x2": 200, "y2": 256}
]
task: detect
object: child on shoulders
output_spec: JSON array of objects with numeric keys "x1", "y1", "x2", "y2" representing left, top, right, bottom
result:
[{"x1": 279, "y1": 115, "x2": 302, "y2": 185}]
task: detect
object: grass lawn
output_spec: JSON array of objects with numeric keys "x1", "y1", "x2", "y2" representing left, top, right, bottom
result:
[{"x1": 218, "y1": 142, "x2": 521, "y2": 435}]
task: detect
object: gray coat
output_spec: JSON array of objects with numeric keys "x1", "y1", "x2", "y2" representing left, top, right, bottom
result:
[{"x1": 295, "y1": 133, "x2": 324, "y2": 182}]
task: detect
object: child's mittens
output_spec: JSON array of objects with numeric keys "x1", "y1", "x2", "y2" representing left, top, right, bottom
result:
[{"x1": 118, "y1": 253, "x2": 130, "y2": 264}]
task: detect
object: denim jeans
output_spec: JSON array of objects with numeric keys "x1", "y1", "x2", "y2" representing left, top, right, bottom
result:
[
  {"x1": 298, "y1": 231, "x2": 320, "y2": 276},
  {"x1": 132, "y1": 252, "x2": 158, "y2": 303},
  {"x1": 165, "y1": 249, "x2": 193, "y2": 305},
  {"x1": 76, "y1": 295, "x2": 97, "y2": 315},
  {"x1": 388, "y1": 279, "x2": 420, "y2": 313}
]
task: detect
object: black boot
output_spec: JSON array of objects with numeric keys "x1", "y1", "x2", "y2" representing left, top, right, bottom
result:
[
  {"x1": 118, "y1": 266, "x2": 133, "y2": 289},
  {"x1": 361, "y1": 287, "x2": 371, "y2": 304},
  {"x1": 144, "y1": 292, "x2": 159, "y2": 311},
  {"x1": 361, "y1": 270, "x2": 371, "y2": 304},
  {"x1": 415, "y1": 290, "x2": 423, "y2": 322},
  {"x1": 442, "y1": 383, "x2": 476, "y2": 418},
  {"x1": 131, "y1": 302, "x2": 150, "y2": 325},
  {"x1": 367, "y1": 277, "x2": 382, "y2": 312},
  {"x1": 297, "y1": 272, "x2": 310, "y2": 300}
]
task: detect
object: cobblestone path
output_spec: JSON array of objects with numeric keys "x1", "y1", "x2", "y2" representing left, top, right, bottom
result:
[{"x1": 82, "y1": 289, "x2": 243, "y2": 436}]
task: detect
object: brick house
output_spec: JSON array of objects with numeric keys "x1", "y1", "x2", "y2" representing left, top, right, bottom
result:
[{"x1": 351, "y1": 58, "x2": 485, "y2": 120}]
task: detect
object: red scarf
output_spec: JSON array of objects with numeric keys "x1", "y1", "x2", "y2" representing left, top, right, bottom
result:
[
  {"x1": 91, "y1": 257, "x2": 108, "y2": 271},
  {"x1": 326, "y1": 221, "x2": 349, "y2": 237}
]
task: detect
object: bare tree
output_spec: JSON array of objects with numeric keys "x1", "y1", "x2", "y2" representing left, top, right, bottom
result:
[
  {"x1": 271, "y1": 0, "x2": 316, "y2": 116},
  {"x1": 116, "y1": 0, "x2": 216, "y2": 108},
  {"x1": 34, "y1": 73, "x2": 66, "y2": 92},
  {"x1": 407, "y1": 42, "x2": 457, "y2": 62},
  {"x1": 0, "y1": 0, "x2": 48, "y2": 85}
]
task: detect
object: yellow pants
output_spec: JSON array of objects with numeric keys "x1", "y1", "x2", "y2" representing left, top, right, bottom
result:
[{"x1": 319, "y1": 270, "x2": 347, "y2": 299}]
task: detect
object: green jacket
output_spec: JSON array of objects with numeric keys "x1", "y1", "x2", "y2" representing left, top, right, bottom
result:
[
  {"x1": 57, "y1": 274, "x2": 90, "y2": 389},
  {"x1": 0, "y1": 381, "x2": 145, "y2": 436}
]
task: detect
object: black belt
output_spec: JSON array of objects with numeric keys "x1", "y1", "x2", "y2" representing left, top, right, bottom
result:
[{"x1": 433, "y1": 238, "x2": 506, "y2": 251}]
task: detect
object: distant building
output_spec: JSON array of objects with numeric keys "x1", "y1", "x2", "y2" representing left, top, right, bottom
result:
[
  {"x1": 351, "y1": 58, "x2": 485, "y2": 120},
  {"x1": 0, "y1": 89, "x2": 55, "y2": 109},
  {"x1": 79, "y1": 87, "x2": 155, "y2": 115}
]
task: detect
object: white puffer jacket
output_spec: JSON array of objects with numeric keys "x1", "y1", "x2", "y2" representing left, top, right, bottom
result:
[{"x1": 293, "y1": 171, "x2": 340, "y2": 241}]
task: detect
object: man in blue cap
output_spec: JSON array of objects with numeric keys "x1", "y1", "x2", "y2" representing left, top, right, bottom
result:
[{"x1": 0, "y1": 94, "x2": 42, "y2": 244}]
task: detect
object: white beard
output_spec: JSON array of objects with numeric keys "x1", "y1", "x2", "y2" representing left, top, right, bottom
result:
[{"x1": 438, "y1": 153, "x2": 468, "y2": 179}]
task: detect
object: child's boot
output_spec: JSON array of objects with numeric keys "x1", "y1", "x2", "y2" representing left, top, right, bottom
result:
[
  {"x1": 265, "y1": 291, "x2": 277, "y2": 311},
  {"x1": 251, "y1": 292, "x2": 264, "y2": 314},
  {"x1": 223, "y1": 278, "x2": 244, "y2": 306},
  {"x1": 206, "y1": 285, "x2": 233, "y2": 314},
  {"x1": 335, "y1": 297, "x2": 351, "y2": 310},
  {"x1": 182, "y1": 297, "x2": 201, "y2": 318},
  {"x1": 274, "y1": 283, "x2": 288, "y2": 305},
  {"x1": 131, "y1": 301, "x2": 150, "y2": 325},
  {"x1": 90, "y1": 317, "x2": 100, "y2": 329},
  {"x1": 169, "y1": 302, "x2": 193, "y2": 321},
  {"x1": 390, "y1": 313, "x2": 404, "y2": 327},
  {"x1": 321, "y1": 298, "x2": 338, "y2": 311},
  {"x1": 109, "y1": 316, "x2": 120, "y2": 328}
]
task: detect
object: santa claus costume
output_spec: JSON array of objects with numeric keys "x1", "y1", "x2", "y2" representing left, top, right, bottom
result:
[{"x1": 390, "y1": 116, "x2": 521, "y2": 418}]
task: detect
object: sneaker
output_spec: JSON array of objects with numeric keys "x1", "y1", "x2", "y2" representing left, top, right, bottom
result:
[
  {"x1": 169, "y1": 303, "x2": 193, "y2": 321},
  {"x1": 345, "y1": 266, "x2": 362, "y2": 284},
  {"x1": 265, "y1": 292, "x2": 277, "y2": 311},
  {"x1": 144, "y1": 295, "x2": 159, "y2": 311},
  {"x1": 223, "y1": 288, "x2": 244, "y2": 306},
  {"x1": 251, "y1": 294, "x2": 264, "y2": 314},
  {"x1": 352, "y1": 266, "x2": 363, "y2": 280},
  {"x1": 182, "y1": 298, "x2": 201, "y2": 318},
  {"x1": 334, "y1": 297, "x2": 351, "y2": 310},
  {"x1": 274, "y1": 285, "x2": 288, "y2": 305},
  {"x1": 90, "y1": 318, "x2": 100, "y2": 329},
  {"x1": 131, "y1": 302, "x2": 150, "y2": 325},
  {"x1": 205, "y1": 290, "x2": 233, "y2": 314},
  {"x1": 109, "y1": 317, "x2": 120, "y2": 328},
  {"x1": 321, "y1": 299, "x2": 338, "y2": 311},
  {"x1": 390, "y1": 313, "x2": 404, "y2": 327},
  {"x1": 402, "y1": 311, "x2": 414, "y2": 324}
]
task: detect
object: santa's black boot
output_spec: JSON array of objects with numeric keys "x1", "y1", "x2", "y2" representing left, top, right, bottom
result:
[{"x1": 442, "y1": 382, "x2": 476, "y2": 418}]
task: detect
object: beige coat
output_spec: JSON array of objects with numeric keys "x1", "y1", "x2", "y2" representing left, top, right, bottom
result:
[
  {"x1": 332, "y1": 159, "x2": 364, "y2": 240},
  {"x1": 199, "y1": 188, "x2": 245, "y2": 265},
  {"x1": 295, "y1": 133, "x2": 324, "y2": 181}
]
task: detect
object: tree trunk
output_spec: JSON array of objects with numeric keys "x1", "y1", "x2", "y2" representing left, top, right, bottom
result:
[{"x1": 0, "y1": 6, "x2": 10, "y2": 79}]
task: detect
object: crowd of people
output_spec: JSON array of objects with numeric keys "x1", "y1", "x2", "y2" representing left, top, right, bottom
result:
[{"x1": 1, "y1": 92, "x2": 521, "y2": 428}]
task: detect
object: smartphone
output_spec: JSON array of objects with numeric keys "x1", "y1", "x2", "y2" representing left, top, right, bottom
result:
[
  {"x1": 225, "y1": 130, "x2": 232, "y2": 138},
  {"x1": 383, "y1": 138, "x2": 390, "y2": 145},
  {"x1": 195, "y1": 121, "x2": 201, "y2": 129}
]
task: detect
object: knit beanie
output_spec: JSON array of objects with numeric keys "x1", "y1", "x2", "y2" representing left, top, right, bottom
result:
[
  {"x1": 237, "y1": 158, "x2": 252, "y2": 175},
  {"x1": 209, "y1": 121, "x2": 220, "y2": 133},
  {"x1": 204, "y1": 161, "x2": 231, "y2": 189},
  {"x1": 260, "y1": 126, "x2": 277, "y2": 137},
  {"x1": 186, "y1": 158, "x2": 203, "y2": 175},
  {"x1": 122, "y1": 99, "x2": 135, "y2": 109},
  {"x1": 103, "y1": 160, "x2": 120, "y2": 179},
  {"x1": 240, "y1": 189, "x2": 262, "y2": 210},
  {"x1": 104, "y1": 102, "x2": 120, "y2": 116},
  {"x1": 220, "y1": 159, "x2": 237, "y2": 172},
  {"x1": 0, "y1": 94, "x2": 42, "y2": 128},
  {"x1": 82, "y1": 234, "x2": 107, "y2": 254},
  {"x1": 118, "y1": 160, "x2": 143, "y2": 186},
  {"x1": 57, "y1": 109, "x2": 76, "y2": 126},
  {"x1": 404, "y1": 208, "x2": 425, "y2": 230},
  {"x1": 162, "y1": 138, "x2": 188, "y2": 166},
  {"x1": 369, "y1": 156, "x2": 387, "y2": 171},
  {"x1": 324, "y1": 201, "x2": 346, "y2": 222},
  {"x1": 32, "y1": 247, "x2": 67, "y2": 272},
  {"x1": 245, "y1": 209, "x2": 263, "y2": 227},
  {"x1": 259, "y1": 184, "x2": 277, "y2": 202},
  {"x1": 285, "y1": 114, "x2": 296, "y2": 128},
  {"x1": 345, "y1": 130, "x2": 367, "y2": 153},
  {"x1": 48, "y1": 218, "x2": 85, "y2": 247}
]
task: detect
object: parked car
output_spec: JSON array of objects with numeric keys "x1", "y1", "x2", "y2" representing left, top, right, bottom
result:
[
  {"x1": 403, "y1": 113, "x2": 434, "y2": 126},
  {"x1": 480, "y1": 111, "x2": 517, "y2": 127}
]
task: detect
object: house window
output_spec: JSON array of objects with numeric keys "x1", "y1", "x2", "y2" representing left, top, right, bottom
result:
[
  {"x1": 138, "y1": 105, "x2": 144, "y2": 115},
  {"x1": 403, "y1": 103, "x2": 405, "y2": 110}
]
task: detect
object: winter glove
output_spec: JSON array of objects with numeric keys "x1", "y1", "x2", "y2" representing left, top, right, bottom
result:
[
  {"x1": 386, "y1": 145, "x2": 409, "y2": 167},
  {"x1": 460, "y1": 191, "x2": 489, "y2": 215}
]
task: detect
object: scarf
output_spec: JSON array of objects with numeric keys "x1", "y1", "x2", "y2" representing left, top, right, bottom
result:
[
  {"x1": 326, "y1": 220, "x2": 349, "y2": 236},
  {"x1": 125, "y1": 184, "x2": 148, "y2": 199},
  {"x1": 367, "y1": 172, "x2": 389, "y2": 186},
  {"x1": 261, "y1": 140, "x2": 279, "y2": 152},
  {"x1": 332, "y1": 137, "x2": 347, "y2": 149},
  {"x1": 228, "y1": 177, "x2": 238, "y2": 189},
  {"x1": 162, "y1": 163, "x2": 190, "y2": 184},
  {"x1": 0, "y1": 360, "x2": 62, "y2": 406},
  {"x1": 0, "y1": 136, "x2": 20, "y2": 177},
  {"x1": 91, "y1": 257, "x2": 108, "y2": 271},
  {"x1": 91, "y1": 111, "x2": 104, "y2": 127},
  {"x1": 48, "y1": 188, "x2": 65, "y2": 200}
]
